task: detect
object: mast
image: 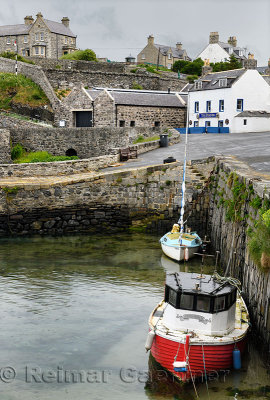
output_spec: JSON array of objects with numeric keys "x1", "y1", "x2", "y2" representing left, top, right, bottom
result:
[{"x1": 178, "y1": 92, "x2": 190, "y2": 240}]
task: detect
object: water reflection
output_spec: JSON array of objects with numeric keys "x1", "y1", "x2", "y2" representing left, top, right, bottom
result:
[{"x1": 0, "y1": 233, "x2": 268, "y2": 400}]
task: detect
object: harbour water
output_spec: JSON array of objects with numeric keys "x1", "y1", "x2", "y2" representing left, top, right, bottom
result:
[{"x1": 0, "y1": 233, "x2": 268, "y2": 400}]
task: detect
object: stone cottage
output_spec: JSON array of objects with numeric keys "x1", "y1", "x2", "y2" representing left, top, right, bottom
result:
[
  {"x1": 0, "y1": 12, "x2": 76, "y2": 58},
  {"x1": 137, "y1": 35, "x2": 191, "y2": 69},
  {"x1": 55, "y1": 87, "x2": 187, "y2": 128}
]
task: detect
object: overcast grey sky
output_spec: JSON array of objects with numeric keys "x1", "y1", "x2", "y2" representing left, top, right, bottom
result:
[{"x1": 1, "y1": 0, "x2": 269, "y2": 66}]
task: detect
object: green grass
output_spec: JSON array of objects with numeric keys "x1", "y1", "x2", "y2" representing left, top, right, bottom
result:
[
  {"x1": 60, "y1": 49, "x2": 97, "y2": 61},
  {"x1": 0, "y1": 51, "x2": 35, "y2": 64},
  {"x1": 133, "y1": 135, "x2": 159, "y2": 144},
  {"x1": 0, "y1": 73, "x2": 49, "y2": 109},
  {"x1": 12, "y1": 149, "x2": 78, "y2": 164}
]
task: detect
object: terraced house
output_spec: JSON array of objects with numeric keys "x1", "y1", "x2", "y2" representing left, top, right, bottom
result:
[
  {"x1": 0, "y1": 12, "x2": 76, "y2": 58},
  {"x1": 137, "y1": 35, "x2": 191, "y2": 69}
]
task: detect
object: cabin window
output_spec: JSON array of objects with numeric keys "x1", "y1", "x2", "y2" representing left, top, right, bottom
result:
[
  {"x1": 169, "y1": 289, "x2": 177, "y2": 307},
  {"x1": 214, "y1": 295, "x2": 226, "y2": 312},
  {"x1": 180, "y1": 294, "x2": 194, "y2": 310},
  {"x1": 196, "y1": 295, "x2": 211, "y2": 312},
  {"x1": 228, "y1": 290, "x2": 237, "y2": 308}
]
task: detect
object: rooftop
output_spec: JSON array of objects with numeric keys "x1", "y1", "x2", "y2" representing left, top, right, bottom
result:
[{"x1": 190, "y1": 69, "x2": 246, "y2": 91}]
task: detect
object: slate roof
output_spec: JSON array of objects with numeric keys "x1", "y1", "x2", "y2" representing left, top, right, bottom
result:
[
  {"x1": 190, "y1": 69, "x2": 246, "y2": 91},
  {"x1": 0, "y1": 19, "x2": 75, "y2": 37},
  {"x1": 218, "y1": 41, "x2": 247, "y2": 60},
  {"x1": 154, "y1": 44, "x2": 191, "y2": 61},
  {"x1": 236, "y1": 111, "x2": 270, "y2": 118},
  {"x1": 257, "y1": 66, "x2": 269, "y2": 74},
  {"x1": 0, "y1": 24, "x2": 30, "y2": 36},
  {"x1": 263, "y1": 76, "x2": 270, "y2": 86},
  {"x1": 86, "y1": 89, "x2": 186, "y2": 107}
]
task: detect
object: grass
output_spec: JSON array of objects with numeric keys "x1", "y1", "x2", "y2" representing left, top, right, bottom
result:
[
  {"x1": 11, "y1": 147, "x2": 78, "y2": 164},
  {"x1": 0, "y1": 51, "x2": 35, "y2": 64},
  {"x1": 0, "y1": 73, "x2": 49, "y2": 109},
  {"x1": 133, "y1": 135, "x2": 159, "y2": 144}
]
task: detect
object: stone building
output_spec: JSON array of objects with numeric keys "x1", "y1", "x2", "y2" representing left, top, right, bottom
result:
[
  {"x1": 0, "y1": 12, "x2": 76, "y2": 58},
  {"x1": 56, "y1": 87, "x2": 187, "y2": 128},
  {"x1": 137, "y1": 35, "x2": 191, "y2": 69},
  {"x1": 197, "y1": 32, "x2": 256, "y2": 67}
]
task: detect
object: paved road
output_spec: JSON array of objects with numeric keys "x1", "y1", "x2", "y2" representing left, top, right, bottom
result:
[{"x1": 107, "y1": 132, "x2": 270, "y2": 174}]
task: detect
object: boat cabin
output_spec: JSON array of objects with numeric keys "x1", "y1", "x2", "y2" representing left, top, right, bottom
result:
[{"x1": 163, "y1": 272, "x2": 237, "y2": 335}]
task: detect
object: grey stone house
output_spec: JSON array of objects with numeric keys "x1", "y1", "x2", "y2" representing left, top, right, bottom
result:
[
  {"x1": 56, "y1": 87, "x2": 187, "y2": 129},
  {"x1": 0, "y1": 12, "x2": 76, "y2": 58},
  {"x1": 137, "y1": 35, "x2": 191, "y2": 69}
]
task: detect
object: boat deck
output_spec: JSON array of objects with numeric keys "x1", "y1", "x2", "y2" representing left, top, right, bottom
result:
[{"x1": 149, "y1": 294, "x2": 249, "y2": 345}]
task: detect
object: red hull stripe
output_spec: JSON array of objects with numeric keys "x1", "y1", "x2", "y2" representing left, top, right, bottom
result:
[{"x1": 151, "y1": 333, "x2": 246, "y2": 380}]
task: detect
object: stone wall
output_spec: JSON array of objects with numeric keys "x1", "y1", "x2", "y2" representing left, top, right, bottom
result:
[
  {"x1": 0, "y1": 57, "x2": 60, "y2": 109},
  {"x1": 116, "y1": 105, "x2": 186, "y2": 128},
  {"x1": 0, "y1": 129, "x2": 11, "y2": 164},
  {"x1": 0, "y1": 161, "x2": 209, "y2": 238},
  {"x1": 208, "y1": 156, "x2": 270, "y2": 348},
  {"x1": 0, "y1": 111, "x2": 51, "y2": 129}
]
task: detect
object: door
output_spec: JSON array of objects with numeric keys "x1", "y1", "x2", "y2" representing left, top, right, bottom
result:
[{"x1": 75, "y1": 111, "x2": 93, "y2": 127}]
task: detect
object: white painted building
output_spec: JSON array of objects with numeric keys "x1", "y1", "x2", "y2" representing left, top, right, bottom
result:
[
  {"x1": 188, "y1": 69, "x2": 270, "y2": 133},
  {"x1": 197, "y1": 32, "x2": 251, "y2": 66}
]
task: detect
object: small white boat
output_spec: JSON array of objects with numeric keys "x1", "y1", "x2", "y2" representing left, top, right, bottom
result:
[{"x1": 160, "y1": 230, "x2": 202, "y2": 262}]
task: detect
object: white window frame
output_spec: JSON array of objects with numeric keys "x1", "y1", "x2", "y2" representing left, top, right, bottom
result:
[
  {"x1": 168, "y1": 53, "x2": 172, "y2": 60},
  {"x1": 40, "y1": 47, "x2": 44, "y2": 55},
  {"x1": 24, "y1": 36, "x2": 28, "y2": 43},
  {"x1": 141, "y1": 53, "x2": 145, "y2": 60},
  {"x1": 65, "y1": 36, "x2": 68, "y2": 44},
  {"x1": 35, "y1": 46, "x2": 39, "y2": 55},
  {"x1": 40, "y1": 32, "x2": 44, "y2": 41},
  {"x1": 219, "y1": 78, "x2": 227, "y2": 87},
  {"x1": 22, "y1": 49, "x2": 26, "y2": 56},
  {"x1": 35, "y1": 33, "x2": 39, "y2": 41},
  {"x1": 195, "y1": 81, "x2": 202, "y2": 90},
  {"x1": 6, "y1": 37, "x2": 11, "y2": 44}
]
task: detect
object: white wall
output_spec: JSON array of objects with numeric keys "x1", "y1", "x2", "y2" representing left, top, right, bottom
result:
[
  {"x1": 189, "y1": 70, "x2": 270, "y2": 133},
  {"x1": 197, "y1": 43, "x2": 230, "y2": 63},
  {"x1": 234, "y1": 117, "x2": 270, "y2": 133}
]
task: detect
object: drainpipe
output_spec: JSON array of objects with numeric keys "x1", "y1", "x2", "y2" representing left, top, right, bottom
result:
[{"x1": 115, "y1": 104, "x2": 118, "y2": 127}]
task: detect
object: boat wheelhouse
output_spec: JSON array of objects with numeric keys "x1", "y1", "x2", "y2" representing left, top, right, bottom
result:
[{"x1": 146, "y1": 272, "x2": 249, "y2": 382}]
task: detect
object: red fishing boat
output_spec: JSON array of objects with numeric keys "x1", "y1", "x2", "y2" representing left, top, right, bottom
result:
[{"x1": 145, "y1": 272, "x2": 249, "y2": 382}]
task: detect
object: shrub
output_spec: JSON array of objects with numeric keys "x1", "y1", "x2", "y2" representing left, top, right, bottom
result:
[
  {"x1": 132, "y1": 81, "x2": 143, "y2": 90},
  {"x1": 248, "y1": 209, "x2": 270, "y2": 271},
  {"x1": 0, "y1": 51, "x2": 35, "y2": 64},
  {"x1": 187, "y1": 75, "x2": 198, "y2": 83},
  {"x1": 60, "y1": 49, "x2": 97, "y2": 61},
  {"x1": 11, "y1": 143, "x2": 25, "y2": 160},
  {"x1": 14, "y1": 150, "x2": 78, "y2": 163}
]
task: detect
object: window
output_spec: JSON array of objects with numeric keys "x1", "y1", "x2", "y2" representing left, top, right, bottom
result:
[
  {"x1": 35, "y1": 46, "x2": 39, "y2": 55},
  {"x1": 24, "y1": 36, "x2": 28, "y2": 43},
  {"x1": 169, "y1": 289, "x2": 177, "y2": 307},
  {"x1": 65, "y1": 36, "x2": 68, "y2": 44},
  {"x1": 167, "y1": 63, "x2": 172, "y2": 69},
  {"x1": 40, "y1": 32, "x2": 44, "y2": 41},
  {"x1": 219, "y1": 100, "x2": 224, "y2": 112},
  {"x1": 206, "y1": 101, "x2": 211, "y2": 112},
  {"x1": 239, "y1": 50, "x2": 243, "y2": 57},
  {"x1": 168, "y1": 53, "x2": 172, "y2": 60},
  {"x1": 205, "y1": 121, "x2": 211, "y2": 127},
  {"x1": 196, "y1": 295, "x2": 211, "y2": 312},
  {"x1": 194, "y1": 121, "x2": 199, "y2": 127},
  {"x1": 219, "y1": 78, "x2": 227, "y2": 87},
  {"x1": 154, "y1": 121, "x2": 160, "y2": 127},
  {"x1": 218, "y1": 120, "x2": 224, "y2": 127},
  {"x1": 130, "y1": 121, "x2": 135, "y2": 127},
  {"x1": 22, "y1": 49, "x2": 26, "y2": 56},
  {"x1": 119, "y1": 120, "x2": 125, "y2": 127},
  {"x1": 194, "y1": 101, "x2": 199, "y2": 113},
  {"x1": 6, "y1": 37, "x2": 11, "y2": 44},
  {"x1": 237, "y1": 99, "x2": 243, "y2": 112},
  {"x1": 70, "y1": 38, "x2": 73, "y2": 44},
  {"x1": 40, "y1": 47, "x2": 44, "y2": 55},
  {"x1": 180, "y1": 294, "x2": 194, "y2": 310},
  {"x1": 195, "y1": 81, "x2": 202, "y2": 90},
  {"x1": 35, "y1": 33, "x2": 39, "y2": 41},
  {"x1": 243, "y1": 119, "x2": 247, "y2": 125},
  {"x1": 141, "y1": 53, "x2": 145, "y2": 60},
  {"x1": 214, "y1": 296, "x2": 226, "y2": 312}
]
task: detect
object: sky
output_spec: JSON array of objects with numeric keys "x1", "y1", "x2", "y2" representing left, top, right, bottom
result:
[{"x1": 1, "y1": 0, "x2": 269, "y2": 66}]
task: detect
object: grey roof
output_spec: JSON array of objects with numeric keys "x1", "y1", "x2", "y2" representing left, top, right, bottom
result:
[
  {"x1": 263, "y1": 76, "x2": 270, "y2": 85},
  {"x1": 0, "y1": 19, "x2": 75, "y2": 38},
  {"x1": 0, "y1": 24, "x2": 30, "y2": 36},
  {"x1": 236, "y1": 111, "x2": 270, "y2": 118},
  {"x1": 43, "y1": 19, "x2": 76, "y2": 37},
  {"x1": 86, "y1": 88, "x2": 186, "y2": 107},
  {"x1": 190, "y1": 69, "x2": 246, "y2": 91},
  {"x1": 218, "y1": 41, "x2": 246, "y2": 60},
  {"x1": 257, "y1": 66, "x2": 269, "y2": 74},
  {"x1": 154, "y1": 43, "x2": 191, "y2": 61}
]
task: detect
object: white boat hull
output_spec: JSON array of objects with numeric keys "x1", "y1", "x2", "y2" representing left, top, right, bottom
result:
[{"x1": 161, "y1": 243, "x2": 200, "y2": 262}]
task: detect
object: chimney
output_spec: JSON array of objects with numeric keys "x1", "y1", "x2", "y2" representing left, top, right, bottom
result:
[
  {"x1": 148, "y1": 35, "x2": 154, "y2": 46},
  {"x1": 248, "y1": 53, "x2": 254, "y2": 60},
  {"x1": 176, "y1": 42, "x2": 182, "y2": 51},
  {"x1": 202, "y1": 59, "x2": 212, "y2": 76},
  {"x1": 209, "y1": 32, "x2": 219, "y2": 44},
  {"x1": 24, "y1": 15, "x2": 34, "y2": 25},
  {"x1": 228, "y1": 36, "x2": 237, "y2": 47},
  {"x1": 61, "y1": 17, "x2": 70, "y2": 27},
  {"x1": 36, "y1": 12, "x2": 43, "y2": 18},
  {"x1": 244, "y1": 53, "x2": 257, "y2": 70}
]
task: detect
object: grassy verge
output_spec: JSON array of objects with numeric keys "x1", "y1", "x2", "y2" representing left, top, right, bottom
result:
[
  {"x1": 133, "y1": 135, "x2": 160, "y2": 144},
  {"x1": 11, "y1": 145, "x2": 78, "y2": 163},
  {"x1": 0, "y1": 73, "x2": 49, "y2": 109}
]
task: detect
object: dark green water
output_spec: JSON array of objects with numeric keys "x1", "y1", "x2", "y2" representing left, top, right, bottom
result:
[{"x1": 0, "y1": 233, "x2": 268, "y2": 400}]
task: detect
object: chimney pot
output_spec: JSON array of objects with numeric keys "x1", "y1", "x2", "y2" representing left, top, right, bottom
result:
[
  {"x1": 61, "y1": 17, "x2": 70, "y2": 27},
  {"x1": 24, "y1": 15, "x2": 34, "y2": 25},
  {"x1": 209, "y1": 32, "x2": 219, "y2": 44},
  {"x1": 148, "y1": 35, "x2": 154, "y2": 45}
]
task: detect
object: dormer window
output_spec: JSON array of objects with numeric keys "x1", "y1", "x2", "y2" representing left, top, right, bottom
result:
[
  {"x1": 195, "y1": 81, "x2": 202, "y2": 90},
  {"x1": 228, "y1": 47, "x2": 233, "y2": 54},
  {"x1": 168, "y1": 53, "x2": 172, "y2": 60},
  {"x1": 219, "y1": 78, "x2": 227, "y2": 87},
  {"x1": 239, "y1": 50, "x2": 243, "y2": 57}
]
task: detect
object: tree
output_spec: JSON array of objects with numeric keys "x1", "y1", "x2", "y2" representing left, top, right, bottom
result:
[
  {"x1": 172, "y1": 58, "x2": 204, "y2": 76},
  {"x1": 60, "y1": 49, "x2": 97, "y2": 61},
  {"x1": 211, "y1": 54, "x2": 242, "y2": 72}
]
